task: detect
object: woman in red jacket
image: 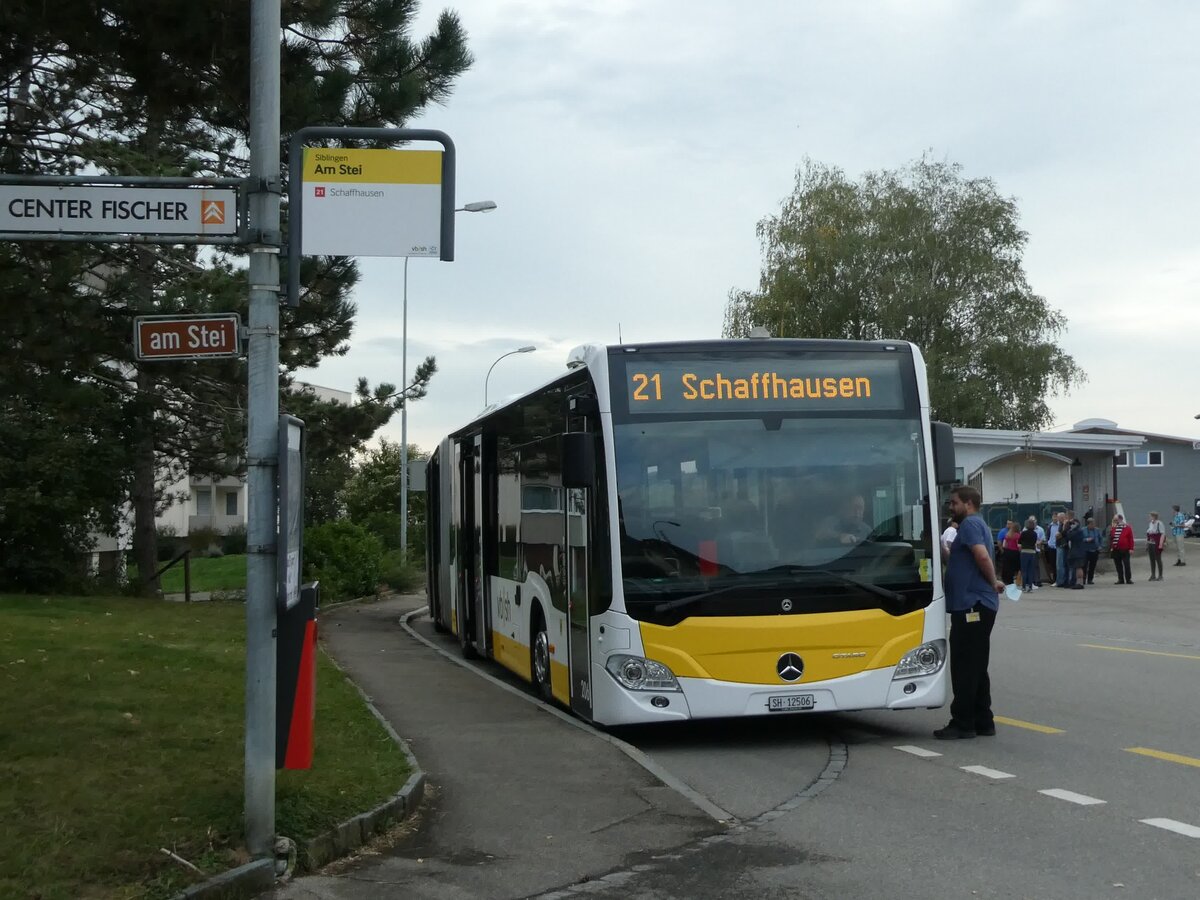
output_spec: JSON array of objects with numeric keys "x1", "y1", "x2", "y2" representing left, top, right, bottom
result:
[{"x1": 1110, "y1": 514, "x2": 1135, "y2": 585}]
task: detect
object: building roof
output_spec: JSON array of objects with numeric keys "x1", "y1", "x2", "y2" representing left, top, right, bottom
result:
[
  {"x1": 1066, "y1": 419, "x2": 1200, "y2": 447},
  {"x1": 953, "y1": 427, "x2": 1143, "y2": 453}
]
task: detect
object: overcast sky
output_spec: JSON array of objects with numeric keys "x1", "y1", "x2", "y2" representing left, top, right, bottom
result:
[{"x1": 300, "y1": 0, "x2": 1200, "y2": 452}]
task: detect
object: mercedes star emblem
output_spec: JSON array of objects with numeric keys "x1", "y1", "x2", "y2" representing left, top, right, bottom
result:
[
  {"x1": 776, "y1": 652, "x2": 804, "y2": 682},
  {"x1": 781, "y1": 598, "x2": 793, "y2": 612}
]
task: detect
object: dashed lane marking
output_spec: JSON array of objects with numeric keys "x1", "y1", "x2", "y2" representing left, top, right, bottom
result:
[
  {"x1": 993, "y1": 715, "x2": 1065, "y2": 734},
  {"x1": 1125, "y1": 746, "x2": 1200, "y2": 769},
  {"x1": 894, "y1": 745, "x2": 942, "y2": 758},
  {"x1": 961, "y1": 765, "x2": 1015, "y2": 780},
  {"x1": 1038, "y1": 788, "x2": 1106, "y2": 806},
  {"x1": 1079, "y1": 643, "x2": 1200, "y2": 662},
  {"x1": 1139, "y1": 818, "x2": 1200, "y2": 839}
]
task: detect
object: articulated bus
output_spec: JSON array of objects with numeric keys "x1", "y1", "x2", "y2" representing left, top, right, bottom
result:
[{"x1": 426, "y1": 338, "x2": 958, "y2": 726}]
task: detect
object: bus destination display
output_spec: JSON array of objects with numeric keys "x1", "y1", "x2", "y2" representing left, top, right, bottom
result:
[{"x1": 620, "y1": 356, "x2": 906, "y2": 414}]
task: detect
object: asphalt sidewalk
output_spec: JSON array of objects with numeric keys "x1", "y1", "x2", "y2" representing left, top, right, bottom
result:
[{"x1": 268, "y1": 594, "x2": 722, "y2": 900}]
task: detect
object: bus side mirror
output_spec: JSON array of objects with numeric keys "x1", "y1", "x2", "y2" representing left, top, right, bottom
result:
[
  {"x1": 562, "y1": 432, "x2": 595, "y2": 489},
  {"x1": 931, "y1": 421, "x2": 957, "y2": 486}
]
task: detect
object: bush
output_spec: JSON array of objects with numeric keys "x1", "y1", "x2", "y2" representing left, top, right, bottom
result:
[
  {"x1": 304, "y1": 520, "x2": 385, "y2": 602},
  {"x1": 156, "y1": 525, "x2": 184, "y2": 562},
  {"x1": 222, "y1": 524, "x2": 248, "y2": 555},
  {"x1": 356, "y1": 511, "x2": 402, "y2": 552},
  {"x1": 381, "y1": 550, "x2": 424, "y2": 594},
  {"x1": 187, "y1": 525, "x2": 221, "y2": 555}
]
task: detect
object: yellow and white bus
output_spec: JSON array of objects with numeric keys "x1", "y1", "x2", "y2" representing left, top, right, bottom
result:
[{"x1": 426, "y1": 338, "x2": 957, "y2": 726}]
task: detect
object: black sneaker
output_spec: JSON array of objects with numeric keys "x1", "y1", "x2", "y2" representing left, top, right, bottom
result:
[
  {"x1": 934, "y1": 724, "x2": 976, "y2": 740},
  {"x1": 975, "y1": 724, "x2": 997, "y2": 736}
]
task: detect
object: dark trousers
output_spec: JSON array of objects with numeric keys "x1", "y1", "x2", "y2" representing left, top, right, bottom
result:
[
  {"x1": 1112, "y1": 550, "x2": 1132, "y2": 583},
  {"x1": 1085, "y1": 551, "x2": 1099, "y2": 583},
  {"x1": 1148, "y1": 546, "x2": 1163, "y2": 578},
  {"x1": 1043, "y1": 548, "x2": 1056, "y2": 584},
  {"x1": 1000, "y1": 548, "x2": 1020, "y2": 584},
  {"x1": 949, "y1": 605, "x2": 997, "y2": 732}
]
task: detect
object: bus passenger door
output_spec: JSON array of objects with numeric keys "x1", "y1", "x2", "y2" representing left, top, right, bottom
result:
[
  {"x1": 564, "y1": 410, "x2": 596, "y2": 721},
  {"x1": 456, "y1": 436, "x2": 486, "y2": 658},
  {"x1": 566, "y1": 483, "x2": 591, "y2": 719},
  {"x1": 471, "y1": 434, "x2": 489, "y2": 655}
]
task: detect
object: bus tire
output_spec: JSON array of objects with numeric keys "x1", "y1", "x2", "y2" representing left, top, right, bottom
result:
[
  {"x1": 460, "y1": 627, "x2": 479, "y2": 659},
  {"x1": 431, "y1": 601, "x2": 448, "y2": 634},
  {"x1": 530, "y1": 608, "x2": 553, "y2": 703}
]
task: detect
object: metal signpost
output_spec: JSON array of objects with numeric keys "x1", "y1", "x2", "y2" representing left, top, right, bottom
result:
[{"x1": 133, "y1": 314, "x2": 243, "y2": 361}]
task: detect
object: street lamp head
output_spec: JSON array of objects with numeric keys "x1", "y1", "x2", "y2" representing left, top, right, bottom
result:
[
  {"x1": 459, "y1": 200, "x2": 497, "y2": 213},
  {"x1": 484, "y1": 345, "x2": 537, "y2": 406}
]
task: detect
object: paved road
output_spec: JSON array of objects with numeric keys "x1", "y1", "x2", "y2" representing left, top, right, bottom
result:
[
  {"x1": 593, "y1": 564, "x2": 1200, "y2": 899},
  {"x1": 280, "y1": 560, "x2": 1200, "y2": 899}
]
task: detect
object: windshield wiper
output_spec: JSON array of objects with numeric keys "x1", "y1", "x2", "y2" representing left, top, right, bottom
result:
[
  {"x1": 652, "y1": 584, "x2": 746, "y2": 615},
  {"x1": 795, "y1": 568, "x2": 908, "y2": 609}
]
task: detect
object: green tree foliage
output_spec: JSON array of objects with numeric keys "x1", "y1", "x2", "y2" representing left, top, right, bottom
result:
[
  {"x1": 0, "y1": 2, "x2": 470, "y2": 591},
  {"x1": 342, "y1": 438, "x2": 429, "y2": 553},
  {"x1": 303, "y1": 519, "x2": 384, "y2": 601},
  {"x1": 724, "y1": 157, "x2": 1083, "y2": 429}
]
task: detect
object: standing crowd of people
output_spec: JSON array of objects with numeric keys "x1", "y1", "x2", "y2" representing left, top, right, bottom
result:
[
  {"x1": 946, "y1": 504, "x2": 1189, "y2": 593},
  {"x1": 934, "y1": 490, "x2": 1191, "y2": 741}
]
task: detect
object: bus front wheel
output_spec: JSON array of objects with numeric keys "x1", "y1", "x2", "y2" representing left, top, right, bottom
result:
[{"x1": 530, "y1": 610, "x2": 553, "y2": 703}]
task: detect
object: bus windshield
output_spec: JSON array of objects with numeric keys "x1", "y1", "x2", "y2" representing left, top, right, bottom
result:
[{"x1": 613, "y1": 415, "x2": 933, "y2": 620}]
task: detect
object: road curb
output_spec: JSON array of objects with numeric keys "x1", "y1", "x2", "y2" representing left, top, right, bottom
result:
[
  {"x1": 301, "y1": 617, "x2": 427, "y2": 870},
  {"x1": 169, "y1": 600, "x2": 426, "y2": 899},
  {"x1": 172, "y1": 858, "x2": 275, "y2": 900}
]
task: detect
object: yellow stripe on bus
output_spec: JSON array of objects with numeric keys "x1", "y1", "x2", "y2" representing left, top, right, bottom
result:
[{"x1": 640, "y1": 609, "x2": 924, "y2": 684}]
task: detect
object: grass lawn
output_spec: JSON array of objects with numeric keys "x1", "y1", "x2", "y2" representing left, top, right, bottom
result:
[
  {"x1": 0, "y1": 594, "x2": 411, "y2": 900},
  {"x1": 153, "y1": 554, "x2": 247, "y2": 594}
]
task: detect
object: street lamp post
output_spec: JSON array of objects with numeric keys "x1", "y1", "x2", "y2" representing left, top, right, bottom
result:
[
  {"x1": 400, "y1": 200, "x2": 497, "y2": 557},
  {"x1": 484, "y1": 346, "x2": 537, "y2": 407}
]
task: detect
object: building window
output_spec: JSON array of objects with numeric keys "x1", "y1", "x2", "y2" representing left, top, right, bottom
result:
[
  {"x1": 1132, "y1": 450, "x2": 1163, "y2": 467},
  {"x1": 954, "y1": 466, "x2": 965, "y2": 484},
  {"x1": 1114, "y1": 451, "x2": 1128, "y2": 467},
  {"x1": 195, "y1": 488, "x2": 212, "y2": 516},
  {"x1": 225, "y1": 491, "x2": 238, "y2": 516}
]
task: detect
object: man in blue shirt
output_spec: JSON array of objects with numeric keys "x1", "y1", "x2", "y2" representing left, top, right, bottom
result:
[
  {"x1": 936, "y1": 485, "x2": 1005, "y2": 740},
  {"x1": 1171, "y1": 505, "x2": 1187, "y2": 566}
]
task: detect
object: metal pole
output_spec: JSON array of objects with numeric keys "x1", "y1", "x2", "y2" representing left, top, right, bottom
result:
[
  {"x1": 245, "y1": 0, "x2": 281, "y2": 858},
  {"x1": 400, "y1": 257, "x2": 409, "y2": 557}
]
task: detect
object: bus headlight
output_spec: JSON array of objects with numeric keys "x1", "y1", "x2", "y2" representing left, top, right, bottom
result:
[
  {"x1": 892, "y1": 639, "x2": 946, "y2": 679},
  {"x1": 605, "y1": 654, "x2": 681, "y2": 692}
]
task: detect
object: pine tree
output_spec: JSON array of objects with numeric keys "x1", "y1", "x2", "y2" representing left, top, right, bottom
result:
[{"x1": 0, "y1": 2, "x2": 471, "y2": 592}]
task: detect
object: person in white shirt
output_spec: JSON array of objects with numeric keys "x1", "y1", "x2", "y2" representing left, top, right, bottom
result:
[{"x1": 940, "y1": 520, "x2": 958, "y2": 557}]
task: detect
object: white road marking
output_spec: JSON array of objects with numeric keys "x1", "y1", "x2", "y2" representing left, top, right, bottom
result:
[
  {"x1": 961, "y1": 765, "x2": 1015, "y2": 780},
  {"x1": 1038, "y1": 788, "x2": 1106, "y2": 806},
  {"x1": 894, "y1": 745, "x2": 942, "y2": 758},
  {"x1": 1139, "y1": 818, "x2": 1200, "y2": 838}
]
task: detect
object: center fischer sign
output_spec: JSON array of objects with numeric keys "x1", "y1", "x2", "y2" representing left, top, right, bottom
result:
[
  {"x1": 300, "y1": 148, "x2": 442, "y2": 257},
  {"x1": 134, "y1": 314, "x2": 243, "y2": 361},
  {"x1": 0, "y1": 185, "x2": 238, "y2": 236}
]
